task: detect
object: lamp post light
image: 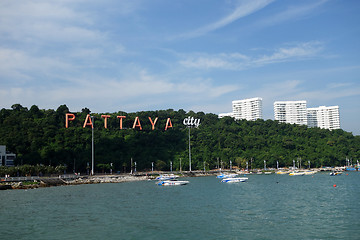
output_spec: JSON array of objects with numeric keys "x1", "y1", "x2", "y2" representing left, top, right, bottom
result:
[
  {"x1": 91, "y1": 116, "x2": 94, "y2": 176},
  {"x1": 182, "y1": 116, "x2": 201, "y2": 172},
  {"x1": 264, "y1": 160, "x2": 266, "y2": 170},
  {"x1": 188, "y1": 127, "x2": 191, "y2": 171}
]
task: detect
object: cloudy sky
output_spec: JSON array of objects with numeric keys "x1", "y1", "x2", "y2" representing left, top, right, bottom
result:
[{"x1": 0, "y1": 0, "x2": 359, "y2": 134}]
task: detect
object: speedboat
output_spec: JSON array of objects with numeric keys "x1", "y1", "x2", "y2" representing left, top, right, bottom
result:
[
  {"x1": 221, "y1": 177, "x2": 248, "y2": 183},
  {"x1": 330, "y1": 171, "x2": 342, "y2": 176},
  {"x1": 156, "y1": 174, "x2": 179, "y2": 180},
  {"x1": 303, "y1": 170, "x2": 317, "y2": 175},
  {"x1": 289, "y1": 171, "x2": 305, "y2": 176},
  {"x1": 217, "y1": 173, "x2": 238, "y2": 178},
  {"x1": 156, "y1": 180, "x2": 189, "y2": 186}
]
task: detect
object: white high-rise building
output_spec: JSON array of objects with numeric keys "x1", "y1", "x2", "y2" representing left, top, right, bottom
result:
[
  {"x1": 307, "y1": 106, "x2": 340, "y2": 130},
  {"x1": 274, "y1": 100, "x2": 308, "y2": 125},
  {"x1": 232, "y1": 97, "x2": 263, "y2": 121}
]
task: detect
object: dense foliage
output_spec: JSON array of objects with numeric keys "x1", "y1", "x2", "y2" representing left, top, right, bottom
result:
[{"x1": 0, "y1": 104, "x2": 359, "y2": 175}]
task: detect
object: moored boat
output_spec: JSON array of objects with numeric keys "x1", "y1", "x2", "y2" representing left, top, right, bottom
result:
[
  {"x1": 216, "y1": 173, "x2": 238, "y2": 179},
  {"x1": 330, "y1": 171, "x2": 342, "y2": 176},
  {"x1": 289, "y1": 171, "x2": 305, "y2": 176},
  {"x1": 156, "y1": 180, "x2": 189, "y2": 186},
  {"x1": 156, "y1": 174, "x2": 179, "y2": 180},
  {"x1": 221, "y1": 177, "x2": 248, "y2": 183},
  {"x1": 303, "y1": 170, "x2": 317, "y2": 175}
]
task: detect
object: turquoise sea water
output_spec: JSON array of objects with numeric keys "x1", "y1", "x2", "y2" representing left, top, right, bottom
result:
[{"x1": 1, "y1": 173, "x2": 360, "y2": 240}]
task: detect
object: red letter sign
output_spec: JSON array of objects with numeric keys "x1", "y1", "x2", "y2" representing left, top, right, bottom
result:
[
  {"x1": 83, "y1": 114, "x2": 94, "y2": 128},
  {"x1": 165, "y1": 118, "x2": 173, "y2": 131},
  {"x1": 132, "y1": 117, "x2": 142, "y2": 130},
  {"x1": 101, "y1": 115, "x2": 111, "y2": 129},
  {"x1": 148, "y1": 117, "x2": 158, "y2": 130},
  {"x1": 65, "y1": 113, "x2": 75, "y2": 128},
  {"x1": 117, "y1": 116, "x2": 126, "y2": 129}
]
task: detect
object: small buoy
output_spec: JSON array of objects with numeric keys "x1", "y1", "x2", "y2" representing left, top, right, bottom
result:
[
  {"x1": 346, "y1": 174, "x2": 348, "y2": 175},
  {"x1": 333, "y1": 184, "x2": 337, "y2": 187}
]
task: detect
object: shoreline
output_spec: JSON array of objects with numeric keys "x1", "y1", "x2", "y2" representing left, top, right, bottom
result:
[
  {"x1": 1, "y1": 168, "x2": 357, "y2": 190},
  {"x1": 0, "y1": 171, "x2": 218, "y2": 190}
]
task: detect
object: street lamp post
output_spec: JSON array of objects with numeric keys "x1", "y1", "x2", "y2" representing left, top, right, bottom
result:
[
  {"x1": 91, "y1": 116, "x2": 94, "y2": 176},
  {"x1": 188, "y1": 127, "x2": 191, "y2": 171},
  {"x1": 264, "y1": 160, "x2": 266, "y2": 170}
]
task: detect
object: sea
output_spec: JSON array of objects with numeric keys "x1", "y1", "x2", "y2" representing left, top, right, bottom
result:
[{"x1": 1, "y1": 172, "x2": 359, "y2": 240}]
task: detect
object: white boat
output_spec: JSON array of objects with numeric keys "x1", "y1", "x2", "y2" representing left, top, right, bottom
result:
[
  {"x1": 155, "y1": 174, "x2": 179, "y2": 180},
  {"x1": 216, "y1": 173, "x2": 238, "y2": 178},
  {"x1": 289, "y1": 171, "x2": 305, "y2": 176},
  {"x1": 221, "y1": 177, "x2": 248, "y2": 183},
  {"x1": 303, "y1": 170, "x2": 317, "y2": 175},
  {"x1": 156, "y1": 180, "x2": 189, "y2": 186}
]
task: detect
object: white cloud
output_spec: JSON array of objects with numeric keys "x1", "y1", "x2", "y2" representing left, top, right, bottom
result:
[
  {"x1": 179, "y1": 41, "x2": 324, "y2": 71},
  {"x1": 254, "y1": 41, "x2": 323, "y2": 65},
  {"x1": 174, "y1": 0, "x2": 274, "y2": 39},
  {"x1": 254, "y1": 0, "x2": 328, "y2": 28}
]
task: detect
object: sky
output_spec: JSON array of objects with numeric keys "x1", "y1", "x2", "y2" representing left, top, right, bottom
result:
[{"x1": 0, "y1": 0, "x2": 359, "y2": 135}]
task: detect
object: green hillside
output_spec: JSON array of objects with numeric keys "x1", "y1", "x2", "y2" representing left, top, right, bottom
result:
[{"x1": 1, "y1": 104, "x2": 359, "y2": 173}]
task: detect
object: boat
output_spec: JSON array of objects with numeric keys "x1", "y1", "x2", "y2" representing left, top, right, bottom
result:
[
  {"x1": 155, "y1": 174, "x2": 178, "y2": 180},
  {"x1": 276, "y1": 171, "x2": 289, "y2": 175},
  {"x1": 289, "y1": 171, "x2": 305, "y2": 176},
  {"x1": 330, "y1": 171, "x2": 342, "y2": 176},
  {"x1": 221, "y1": 177, "x2": 248, "y2": 183},
  {"x1": 216, "y1": 173, "x2": 238, "y2": 178},
  {"x1": 156, "y1": 180, "x2": 189, "y2": 186},
  {"x1": 303, "y1": 170, "x2": 317, "y2": 175}
]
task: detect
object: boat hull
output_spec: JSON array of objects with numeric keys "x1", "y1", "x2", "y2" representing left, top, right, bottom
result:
[
  {"x1": 221, "y1": 177, "x2": 248, "y2": 183},
  {"x1": 156, "y1": 180, "x2": 189, "y2": 186}
]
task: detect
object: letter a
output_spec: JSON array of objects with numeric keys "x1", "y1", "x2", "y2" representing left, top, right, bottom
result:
[
  {"x1": 83, "y1": 114, "x2": 94, "y2": 128},
  {"x1": 65, "y1": 113, "x2": 75, "y2": 128},
  {"x1": 132, "y1": 117, "x2": 142, "y2": 130},
  {"x1": 165, "y1": 118, "x2": 173, "y2": 131}
]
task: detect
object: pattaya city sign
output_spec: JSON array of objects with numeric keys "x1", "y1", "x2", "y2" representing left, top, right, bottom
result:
[
  {"x1": 65, "y1": 113, "x2": 173, "y2": 131},
  {"x1": 183, "y1": 116, "x2": 200, "y2": 128}
]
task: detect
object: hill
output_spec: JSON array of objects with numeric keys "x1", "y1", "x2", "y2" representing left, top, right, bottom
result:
[{"x1": 1, "y1": 104, "x2": 359, "y2": 173}]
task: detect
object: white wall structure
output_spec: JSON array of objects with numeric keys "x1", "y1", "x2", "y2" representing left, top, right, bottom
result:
[
  {"x1": 274, "y1": 100, "x2": 308, "y2": 125},
  {"x1": 307, "y1": 106, "x2": 340, "y2": 130},
  {"x1": 0, "y1": 145, "x2": 16, "y2": 166},
  {"x1": 232, "y1": 97, "x2": 263, "y2": 121}
]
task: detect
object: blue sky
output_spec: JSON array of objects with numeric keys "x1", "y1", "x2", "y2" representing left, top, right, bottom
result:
[{"x1": 0, "y1": 0, "x2": 359, "y2": 134}]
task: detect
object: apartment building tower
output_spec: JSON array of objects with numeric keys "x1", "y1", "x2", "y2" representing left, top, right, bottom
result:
[
  {"x1": 307, "y1": 106, "x2": 340, "y2": 130},
  {"x1": 232, "y1": 97, "x2": 263, "y2": 121},
  {"x1": 274, "y1": 100, "x2": 308, "y2": 125}
]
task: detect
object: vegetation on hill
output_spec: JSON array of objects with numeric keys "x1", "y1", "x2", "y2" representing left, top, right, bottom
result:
[{"x1": 0, "y1": 104, "x2": 359, "y2": 175}]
